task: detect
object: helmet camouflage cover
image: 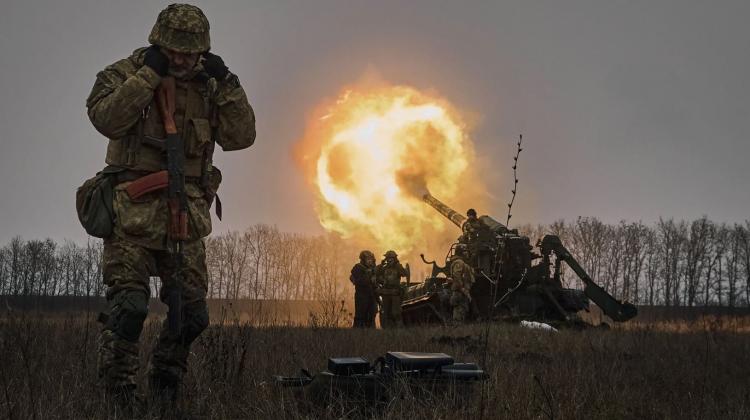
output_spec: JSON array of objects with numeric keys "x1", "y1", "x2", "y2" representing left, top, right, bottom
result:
[
  {"x1": 149, "y1": 3, "x2": 210, "y2": 53},
  {"x1": 359, "y1": 250, "x2": 375, "y2": 261},
  {"x1": 384, "y1": 250, "x2": 398, "y2": 259}
]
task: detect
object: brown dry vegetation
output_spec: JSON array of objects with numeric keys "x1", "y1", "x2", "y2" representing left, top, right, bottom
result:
[{"x1": 1, "y1": 310, "x2": 750, "y2": 420}]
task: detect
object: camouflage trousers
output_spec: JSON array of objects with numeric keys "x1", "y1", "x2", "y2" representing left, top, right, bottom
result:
[
  {"x1": 98, "y1": 235, "x2": 209, "y2": 392},
  {"x1": 379, "y1": 290, "x2": 403, "y2": 328},
  {"x1": 450, "y1": 291, "x2": 470, "y2": 322},
  {"x1": 352, "y1": 289, "x2": 377, "y2": 328}
]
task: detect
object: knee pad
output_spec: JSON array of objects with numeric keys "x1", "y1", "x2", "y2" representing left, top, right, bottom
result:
[
  {"x1": 107, "y1": 290, "x2": 149, "y2": 342},
  {"x1": 181, "y1": 301, "x2": 209, "y2": 345}
]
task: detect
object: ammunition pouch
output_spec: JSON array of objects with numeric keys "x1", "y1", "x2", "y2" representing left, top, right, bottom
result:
[
  {"x1": 185, "y1": 117, "x2": 212, "y2": 158},
  {"x1": 186, "y1": 184, "x2": 212, "y2": 239},
  {"x1": 75, "y1": 166, "x2": 124, "y2": 238},
  {"x1": 201, "y1": 166, "x2": 222, "y2": 220}
]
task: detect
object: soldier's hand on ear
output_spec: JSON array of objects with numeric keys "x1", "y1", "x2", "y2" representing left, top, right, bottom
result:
[
  {"x1": 202, "y1": 52, "x2": 229, "y2": 80},
  {"x1": 143, "y1": 45, "x2": 169, "y2": 77}
]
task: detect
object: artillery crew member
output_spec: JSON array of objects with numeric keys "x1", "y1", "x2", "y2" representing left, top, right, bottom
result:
[
  {"x1": 376, "y1": 250, "x2": 409, "y2": 328},
  {"x1": 85, "y1": 4, "x2": 255, "y2": 405},
  {"x1": 461, "y1": 208, "x2": 484, "y2": 242},
  {"x1": 449, "y1": 245, "x2": 475, "y2": 322},
  {"x1": 350, "y1": 250, "x2": 377, "y2": 328}
]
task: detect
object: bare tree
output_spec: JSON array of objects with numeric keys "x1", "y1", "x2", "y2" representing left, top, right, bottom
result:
[
  {"x1": 683, "y1": 217, "x2": 712, "y2": 306},
  {"x1": 621, "y1": 221, "x2": 649, "y2": 303},
  {"x1": 2, "y1": 217, "x2": 750, "y2": 310},
  {"x1": 656, "y1": 218, "x2": 687, "y2": 306}
]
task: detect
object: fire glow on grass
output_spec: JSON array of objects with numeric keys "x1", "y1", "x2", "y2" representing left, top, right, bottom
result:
[{"x1": 296, "y1": 84, "x2": 484, "y2": 255}]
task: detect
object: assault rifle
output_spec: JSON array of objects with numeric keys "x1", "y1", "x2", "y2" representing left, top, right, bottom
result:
[
  {"x1": 155, "y1": 76, "x2": 187, "y2": 337},
  {"x1": 97, "y1": 78, "x2": 187, "y2": 336}
]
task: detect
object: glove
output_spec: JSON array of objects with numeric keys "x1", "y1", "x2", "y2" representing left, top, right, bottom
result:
[
  {"x1": 143, "y1": 45, "x2": 169, "y2": 77},
  {"x1": 202, "y1": 52, "x2": 229, "y2": 80}
]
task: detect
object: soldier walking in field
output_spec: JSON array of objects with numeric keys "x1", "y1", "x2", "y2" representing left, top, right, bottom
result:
[
  {"x1": 85, "y1": 3, "x2": 256, "y2": 406},
  {"x1": 350, "y1": 250, "x2": 377, "y2": 328},
  {"x1": 376, "y1": 250, "x2": 409, "y2": 328},
  {"x1": 448, "y1": 245, "x2": 475, "y2": 323}
]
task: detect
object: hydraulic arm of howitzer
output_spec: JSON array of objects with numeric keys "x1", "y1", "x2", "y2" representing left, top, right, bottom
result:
[
  {"x1": 540, "y1": 235, "x2": 638, "y2": 322},
  {"x1": 420, "y1": 254, "x2": 449, "y2": 278}
]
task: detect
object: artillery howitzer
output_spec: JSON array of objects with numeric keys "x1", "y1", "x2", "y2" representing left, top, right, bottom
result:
[{"x1": 401, "y1": 193, "x2": 638, "y2": 326}]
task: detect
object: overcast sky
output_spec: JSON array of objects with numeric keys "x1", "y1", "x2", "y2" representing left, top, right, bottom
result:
[{"x1": 0, "y1": 0, "x2": 747, "y2": 244}]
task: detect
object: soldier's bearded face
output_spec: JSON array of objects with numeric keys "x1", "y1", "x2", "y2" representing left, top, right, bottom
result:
[{"x1": 161, "y1": 48, "x2": 200, "y2": 79}]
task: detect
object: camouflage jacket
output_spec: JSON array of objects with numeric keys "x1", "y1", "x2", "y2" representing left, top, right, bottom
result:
[
  {"x1": 350, "y1": 263, "x2": 376, "y2": 293},
  {"x1": 86, "y1": 48, "x2": 256, "y2": 249},
  {"x1": 450, "y1": 258, "x2": 475, "y2": 294},
  {"x1": 461, "y1": 218, "x2": 485, "y2": 235},
  {"x1": 377, "y1": 261, "x2": 408, "y2": 289}
]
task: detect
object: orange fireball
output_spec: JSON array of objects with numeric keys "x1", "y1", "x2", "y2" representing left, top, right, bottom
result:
[{"x1": 296, "y1": 83, "x2": 485, "y2": 256}]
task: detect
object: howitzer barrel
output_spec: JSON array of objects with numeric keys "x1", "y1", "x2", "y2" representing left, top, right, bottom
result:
[{"x1": 422, "y1": 193, "x2": 466, "y2": 228}]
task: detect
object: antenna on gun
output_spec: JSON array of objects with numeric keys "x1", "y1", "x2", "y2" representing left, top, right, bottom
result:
[{"x1": 506, "y1": 134, "x2": 523, "y2": 228}]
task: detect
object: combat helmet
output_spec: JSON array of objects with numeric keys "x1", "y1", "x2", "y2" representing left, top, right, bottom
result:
[
  {"x1": 359, "y1": 250, "x2": 375, "y2": 261},
  {"x1": 149, "y1": 4, "x2": 210, "y2": 53},
  {"x1": 466, "y1": 208, "x2": 477, "y2": 218},
  {"x1": 383, "y1": 250, "x2": 398, "y2": 259}
]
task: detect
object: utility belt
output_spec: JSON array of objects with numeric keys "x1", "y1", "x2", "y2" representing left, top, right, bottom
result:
[
  {"x1": 115, "y1": 169, "x2": 204, "y2": 184},
  {"x1": 116, "y1": 168, "x2": 222, "y2": 220}
]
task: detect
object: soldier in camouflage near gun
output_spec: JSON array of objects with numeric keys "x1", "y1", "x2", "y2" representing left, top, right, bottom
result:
[
  {"x1": 376, "y1": 250, "x2": 409, "y2": 328},
  {"x1": 349, "y1": 246, "x2": 477, "y2": 327},
  {"x1": 350, "y1": 250, "x2": 377, "y2": 328},
  {"x1": 84, "y1": 3, "x2": 256, "y2": 408},
  {"x1": 350, "y1": 249, "x2": 410, "y2": 328},
  {"x1": 448, "y1": 244, "x2": 475, "y2": 323}
]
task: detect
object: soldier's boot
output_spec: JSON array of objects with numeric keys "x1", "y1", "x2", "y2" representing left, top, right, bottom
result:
[
  {"x1": 148, "y1": 334, "x2": 188, "y2": 416},
  {"x1": 149, "y1": 367, "x2": 181, "y2": 407},
  {"x1": 98, "y1": 330, "x2": 146, "y2": 416},
  {"x1": 105, "y1": 384, "x2": 148, "y2": 418},
  {"x1": 149, "y1": 301, "x2": 209, "y2": 405}
]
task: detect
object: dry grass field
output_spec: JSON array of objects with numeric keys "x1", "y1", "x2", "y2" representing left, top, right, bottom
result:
[{"x1": 1, "y1": 308, "x2": 749, "y2": 419}]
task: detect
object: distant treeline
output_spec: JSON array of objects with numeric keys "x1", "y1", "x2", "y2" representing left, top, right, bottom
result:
[
  {"x1": 0, "y1": 217, "x2": 748, "y2": 307},
  {"x1": 519, "y1": 217, "x2": 750, "y2": 307}
]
